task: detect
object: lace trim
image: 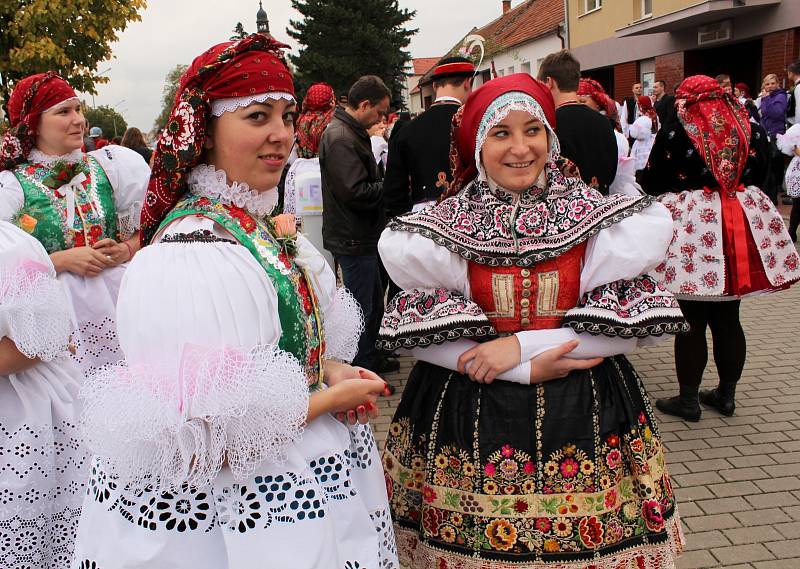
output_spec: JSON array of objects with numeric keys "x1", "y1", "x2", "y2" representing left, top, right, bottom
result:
[
  {"x1": 116, "y1": 200, "x2": 144, "y2": 239},
  {"x1": 27, "y1": 148, "x2": 84, "y2": 167},
  {"x1": 160, "y1": 229, "x2": 237, "y2": 245},
  {"x1": 187, "y1": 164, "x2": 278, "y2": 217},
  {"x1": 210, "y1": 92, "x2": 296, "y2": 117},
  {"x1": 0, "y1": 261, "x2": 73, "y2": 360},
  {"x1": 80, "y1": 343, "x2": 309, "y2": 491},
  {"x1": 323, "y1": 287, "x2": 365, "y2": 363}
]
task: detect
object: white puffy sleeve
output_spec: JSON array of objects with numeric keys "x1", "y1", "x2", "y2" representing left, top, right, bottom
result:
[
  {"x1": 777, "y1": 124, "x2": 800, "y2": 156},
  {"x1": 80, "y1": 216, "x2": 310, "y2": 490},
  {"x1": 628, "y1": 116, "x2": 652, "y2": 141},
  {"x1": 293, "y1": 233, "x2": 364, "y2": 363},
  {"x1": 0, "y1": 170, "x2": 25, "y2": 222},
  {"x1": 0, "y1": 221, "x2": 73, "y2": 360},
  {"x1": 90, "y1": 146, "x2": 150, "y2": 238}
]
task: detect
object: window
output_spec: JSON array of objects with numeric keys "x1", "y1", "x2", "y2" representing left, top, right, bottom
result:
[
  {"x1": 642, "y1": 0, "x2": 652, "y2": 17},
  {"x1": 498, "y1": 69, "x2": 505, "y2": 77},
  {"x1": 521, "y1": 62, "x2": 531, "y2": 75},
  {"x1": 584, "y1": 0, "x2": 601, "y2": 13},
  {"x1": 507, "y1": 66, "x2": 515, "y2": 75}
]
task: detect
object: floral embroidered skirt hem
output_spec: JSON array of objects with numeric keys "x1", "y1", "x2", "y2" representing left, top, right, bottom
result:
[
  {"x1": 383, "y1": 358, "x2": 683, "y2": 568},
  {"x1": 72, "y1": 414, "x2": 398, "y2": 569}
]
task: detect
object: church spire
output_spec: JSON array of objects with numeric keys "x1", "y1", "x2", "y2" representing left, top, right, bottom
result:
[{"x1": 256, "y1": 1, "x2": 270, "y2": 35}]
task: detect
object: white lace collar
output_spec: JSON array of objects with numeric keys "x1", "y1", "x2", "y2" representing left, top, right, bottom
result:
[
  {"x1": 186, "y1": 164, "x2": 278, "y2": 217},
  {"x1": 27, "y1": 148, "x2": 83, "y2": 167}
]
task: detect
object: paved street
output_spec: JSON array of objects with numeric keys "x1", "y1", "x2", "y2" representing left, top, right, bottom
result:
[{"x1": 372, "y1": 241, "x2": 800, "y2": 569}]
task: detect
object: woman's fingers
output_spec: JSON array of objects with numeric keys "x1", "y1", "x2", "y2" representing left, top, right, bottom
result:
[
  {"x1": 356, "y1": 405, "x2": 368, "y2": 424},
  {"x1": 566, "y1": 357, "x2": 604, "y2": 371},
  {"x1": 357, "y1": 368, "x2": 383, "y2": 382},
  {"x1": 92, "y1": 238, "x2": 118, "y2": 249},
  {"x1": 553, "y1": 339, "x2": 580, "y2": 357},
  {"x1": 457, "y1": 346, "x2": 478, "y2": 374}
]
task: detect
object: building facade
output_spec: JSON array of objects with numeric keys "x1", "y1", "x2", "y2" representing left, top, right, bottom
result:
[{"x1": 568, "y1": 0, "x2": 800, "y2": 101}]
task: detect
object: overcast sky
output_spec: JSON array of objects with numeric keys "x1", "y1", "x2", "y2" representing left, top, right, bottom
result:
[{"x1": 90, "y1": 0, "x2": 509, "y2": 133}]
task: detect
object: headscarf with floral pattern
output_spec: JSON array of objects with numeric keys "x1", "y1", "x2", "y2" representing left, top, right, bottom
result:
[
  {"x1": 140, "y1": 34, "x2": 295, "y2": 245},
  {"x1": 577, "y1": 78, "x2": 620, "y2": 130},
  {"x1": 676, "y1": 74, "x2": 751, "y2": 194},
  {"x1": 296, "y1": 83, "x2": 335, "y2": 159}
]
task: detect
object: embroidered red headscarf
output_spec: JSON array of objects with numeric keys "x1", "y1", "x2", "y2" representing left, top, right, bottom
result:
[
  {"x1": 296, "y1": 83, "x2": 335, "y2": 159},
  {"x1": 140, "y1": 34, "x2": 295, "y2": 245},
  {"x1": 0, "y1": 72, "x2": 78, "y2": 171},
  {"x1": 676, "y1": 75, "x2": 751, "y2": 193},
  {"x1": 448, "y1": 73, "x2": 556, "y2": 196},
  {"x1": 637, "y1": 96, "x2": 659, "y2": 133},
  {"x1": 577, "y1": 78, "x2": 619, "y2": 128}
]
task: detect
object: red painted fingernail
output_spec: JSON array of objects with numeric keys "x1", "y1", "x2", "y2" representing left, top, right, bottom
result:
[
  {"x1": 367, "y1": 402, "x2": 376, "y2": 412},
  {"x1": 335, "y1": 412, "x2": 345, "y2": 421},
  {"x1": 347, "y1": 410, "x2": 356, "y2": 421},
  {"x1": 357, "y1": 405, "x2": 366, "y2": 414}
]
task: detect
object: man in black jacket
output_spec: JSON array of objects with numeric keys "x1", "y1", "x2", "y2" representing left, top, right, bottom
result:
[
  {"x1": 383, "y1": 56, "x2": 474, "y2": 217},
  {"x1": 653, "y1": 80, "x2": 677, "y2": 128},
  {"x1": 320, "y1": 75, "x2": 391, "y2": 371}
]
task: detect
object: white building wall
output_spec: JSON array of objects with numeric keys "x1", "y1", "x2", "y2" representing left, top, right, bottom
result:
[{"x1": 473, "y1": 33, "x2": 564, "y2": 86}]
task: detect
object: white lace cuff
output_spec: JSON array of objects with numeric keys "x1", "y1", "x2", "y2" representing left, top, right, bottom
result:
[
  {"x1": 0, "y1": 260, "x2": 73, "y2": 360},
  {"x1": 323, "y1": 287, "x2": 364, "y2": 363},
  {"x1": 117, "y1": 199, "x2": 144, "y2": 239},
  {"x1": 80, "y1": 343, "x2": 309, "y2": 491}
]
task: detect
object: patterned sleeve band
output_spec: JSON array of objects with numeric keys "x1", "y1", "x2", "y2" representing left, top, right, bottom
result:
[
  {"x1": 376, "y1": 287, "x2": 497, "y2": 352},
  {"x1": 562, "y1": 274, "x2": 690, "y2": 338}
]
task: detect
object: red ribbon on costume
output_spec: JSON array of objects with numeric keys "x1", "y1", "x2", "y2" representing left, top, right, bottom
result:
[{"x1": 705, "y1": 183, "x2": 751, "y2": 291}]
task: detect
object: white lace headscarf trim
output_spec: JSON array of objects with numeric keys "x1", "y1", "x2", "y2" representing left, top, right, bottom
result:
[
  {"x1": 27, "y1": 148, "x2": 84, "y2": 167},
  {"x1": 187, "y1": 164, "x2": 278, "y2": 217},
  {"x1": 210, "y1": 92, "x2": 296, "y2": 117},
  {"x1": 474, "y1": 91, "x2": 560, "y2": 183},
  {"x1": 42, "y1": 96, "x2": 80, "y2": 114}
]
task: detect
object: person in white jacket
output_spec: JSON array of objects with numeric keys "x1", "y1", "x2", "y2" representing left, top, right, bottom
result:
[{"x1": 628, "y1": 95, "x2": 660, "y2": 171}]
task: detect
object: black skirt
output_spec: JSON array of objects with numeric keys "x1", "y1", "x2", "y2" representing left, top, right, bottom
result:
[{"x1": 383, "y1": 356, "x2": 683, "y2": 568}]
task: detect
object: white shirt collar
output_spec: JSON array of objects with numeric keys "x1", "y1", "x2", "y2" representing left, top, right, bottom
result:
[
  {"x1": 187, "y1": 164, "x2": 278, "y2": 217},
  {"x1": 27, "y1": 148, "x2": 83, "y2": 167},
  {"x1": 434, "y1": 96, "x2": 463, "y2": 105}
]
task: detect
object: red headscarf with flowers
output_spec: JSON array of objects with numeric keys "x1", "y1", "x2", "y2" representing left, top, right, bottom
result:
[
  {"x1": 637, "y1": 96, "x2": 659, "y2": 133},
  {"x1": 0, "y1": 72, "x2": 78, "y2": 171},
  {"x1": 296, "y1": 83, "x2": 335, "y2": 159},
  {"x1": 577, "y1": 78, "x2": 620, "y2": 129},
  {"x1": 140, "y1": 34, "x2": 295, "y2": 245},
  {"x1": 447, "y1": 73, "x2": 556, "y2": 196},
  {"x1": 676, "y1": 74, "x2": 751, "y2": 194}
]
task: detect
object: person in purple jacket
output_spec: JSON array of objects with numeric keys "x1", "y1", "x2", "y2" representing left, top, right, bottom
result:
[{"x1": 759, "y1": 73, "x2": 788, "y2": 203}]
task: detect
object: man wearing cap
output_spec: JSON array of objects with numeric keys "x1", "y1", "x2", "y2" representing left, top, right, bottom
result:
[
  {"x1": 383, "y1": 56, "x2": 475, "y2": 217},
  {"x1": 89, "y1": 126, "x2": 109, "y2": 150}
]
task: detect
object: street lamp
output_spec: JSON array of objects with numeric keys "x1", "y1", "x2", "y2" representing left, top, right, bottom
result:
[
  {"x1": 110, "y1": 99, "x2": 126, "y2": 138},
  {"x1": 90, "y1": 67, "x2": 113, "y2": 108}
]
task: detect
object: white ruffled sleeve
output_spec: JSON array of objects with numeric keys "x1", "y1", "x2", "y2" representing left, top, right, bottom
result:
[
  {"x1": 0, "y1": 222, "x2": 73, "y2": 360},
  {"x1": 293, "y1": 233, "x2": 364, "y2": 363},
  {"x1": 777, "y1": 124, "x2": 800, "y2": 156},
  {"x1": 0, "y1": 170, "x2": 25, "y2": 222},
  {"x1": 628, "y1": 116, "x2": 652, "y2": 141},
  {"x1": 80, "y1": 220, "x2": 310, "y2": 490},
  {"x1": 90, "y1": 145, "x2": 150, "y2": 238}
]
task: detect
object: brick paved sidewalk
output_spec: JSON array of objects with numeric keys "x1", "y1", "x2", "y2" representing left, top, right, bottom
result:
[{"x1": 372, "y1": 274, "x2": 800, "y2": 568}]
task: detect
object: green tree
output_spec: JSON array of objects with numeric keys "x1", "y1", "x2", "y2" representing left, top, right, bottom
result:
[
  {"x1": 152, "y1": 63, "x2": 188, "y2": 136},
  {"x1": 85, "y1": 105, "x2": 127, "y2": 139},
  {"x1": 0, "y1": 0, "x2": 147, "y2": 103},
  {"x1": 231, "y1": 22, "x2": 247, "y2": 40},
  {"x1": 287, "y1": 0, "x2": 416, "y2": 105}
]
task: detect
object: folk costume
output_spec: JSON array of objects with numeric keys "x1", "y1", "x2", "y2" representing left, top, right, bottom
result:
[
  {"x1": 0, "y1": 73, "x2": 150, "y2": 373},
  {"x1": 628, "y1": 96, "x2": 659, "y2": 172},
  {"x1": 72, "y1": 36, "x2": 397, "y2": 569},
  {"x1": 379, "y1": 74, "x2": 686, "y2": 569},
  {"x1": 577, "y1": 79, "x2": 630, "y2": 173},
  {"x1": 776, "y1": 124, "x2": 800, "y2": 241},
  {"x1": 383, "y1": 57, "x2": 475, "y2": 217},
  {"x1": 0, "y1": 221, "x2": 90, "y2": 569},
  {"x1": 640, "y1": 75, "x2": 800, "y2": 421}
]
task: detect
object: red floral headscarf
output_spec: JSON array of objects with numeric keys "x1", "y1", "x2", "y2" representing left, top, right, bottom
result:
[
  {"x1": 296, "y1": 83, "x2": 335, "y2": 159},
  {"x1": 0, "y1": 72, "x2": 78, "y2": 171},
  {"x1": 140, "y1": 34, "x2": 295, "y2": 245},
  {"x1": 447, "y1": 73, "x2": 556, "y2": 196},
  {"x1": 578, "y1": 78, "x2": 619, "y2": 128},
  {"x1": 637, "y1": 96, "x2": 659, "y2": 133},
  {"x1": 676, "y1": 74, "x2": 751, "y2": 194}
]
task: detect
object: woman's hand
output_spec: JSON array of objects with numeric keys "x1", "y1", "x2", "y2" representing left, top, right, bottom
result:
[
  {"x1": 92, "y1": 238, "x2": 130, "y2": 265},
  {"x1": 457, "y1": 335, "x2": 521, "y2": 384},
  {"x1": 0, "y1": 337, "x2": 40, "y2": 375},
  {"x1": 325, "y1": 375, "x2": 386, "y2": 424},
  {"x1": 324, "y1": 360, "x2": 390, "y2": 424},
  {"x1": 793, "y1": 146, "x2": 800, "y2": 158},
  {"x1": 529, "y1": 340, "x2": 603, "y2": 384},
  {"x1": 50, "y1": 247, "x2": 114, "y2": 277}
]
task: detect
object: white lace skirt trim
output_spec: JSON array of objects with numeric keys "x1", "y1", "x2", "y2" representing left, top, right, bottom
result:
[
  {"x1": 0, "y1": 261, "x2": 73, "y2": 360},
  {"x1": 323, "y1": 287, "x2": 365, "y2": 363},
  {"x1": 80, "y1": 343, "x2": 309, "y2": 491}
]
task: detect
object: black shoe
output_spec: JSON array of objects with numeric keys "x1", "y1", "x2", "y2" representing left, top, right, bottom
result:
[
  {"x1": 699, "y1": 388, "x2": 736, "y2": 416},
  {"x1": 375, "y1": 356, "x2": 400, "y2": 375},
  {"x1": 656, "y1": 396, "x2": 701, "y2": 422}
]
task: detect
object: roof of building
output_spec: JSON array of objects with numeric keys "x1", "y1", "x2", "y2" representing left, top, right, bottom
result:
[{"x1": 412, "y1": 57, "x2": 441, "y2": 77}]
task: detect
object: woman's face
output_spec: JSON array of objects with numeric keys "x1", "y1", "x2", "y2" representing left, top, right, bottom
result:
[
  {"x1": 206, "y1": 97, "x2": 296, "y2": 191},
  {"x1": 480, "y1": 109, "x2": 549, "y2": 192},
  {"x1": 35, "y1": 99, "x2": 84, "y2": 155},
  {"x1": 764, "y1": 77, "x2": 779, "y2": 93},
  {"x1": 734, "y1": 87, "x2": 742, "y2": 98}
]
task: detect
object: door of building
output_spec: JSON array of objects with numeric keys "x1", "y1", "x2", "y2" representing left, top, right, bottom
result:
[{"x1": 684, "y1": 38, "x2": 762, "y2": 96}]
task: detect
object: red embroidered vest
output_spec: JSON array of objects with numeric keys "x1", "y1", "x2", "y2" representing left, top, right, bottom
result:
[{"x1": 467, "y1": 242, "x2": 586, "y2": 333}]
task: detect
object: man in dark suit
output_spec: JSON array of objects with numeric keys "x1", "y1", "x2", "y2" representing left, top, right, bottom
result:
[
  {"x1": 621, "y1": 82, "x2": 642, "y2": 140},
  {"x1": 653, "y1": 80, "x2": 677, "y2": 127}
]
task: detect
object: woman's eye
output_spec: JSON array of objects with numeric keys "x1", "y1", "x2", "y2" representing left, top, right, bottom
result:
[
  {"x1": 247, "y1": 112, "x2": 267, "y2": 121},
  {"x1": 492, "y1": 130, "x2": 509, "y2": 138},
  {"x1": 283, "y1": 111, "x2": 297, "y2": 123},
  {"x1": 528, "y1": 126, "x2": 541, "y2": 135}
]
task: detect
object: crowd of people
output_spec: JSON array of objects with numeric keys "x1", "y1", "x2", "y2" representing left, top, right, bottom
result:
[{"x1": 0, "y1": 31, "x2": 798, "y2": 569}]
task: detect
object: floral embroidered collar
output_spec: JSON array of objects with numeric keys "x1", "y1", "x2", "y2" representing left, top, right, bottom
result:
[
  {"x1": 388, "y1": 160, "x2": 653, "y2": 267},
  {"x1": 186, "y1": 164, "x2": 278, "y2": 218},
  {"x1": 27, "y1": 148, "x2": 83, "y2": 168}
]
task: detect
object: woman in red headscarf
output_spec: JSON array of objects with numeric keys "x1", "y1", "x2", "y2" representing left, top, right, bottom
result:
[
  {"x1": 72, "y1": 36, "x2": 397, "y2": 568},
  {"x1": 283, "y1": 83, "x2": 336, "y2": 265},
  {"x1": 0, "y1": 73, "x2": 151, "y2": 374},
  {"x1": 378, "y1": 73, "x2": 686, "y2": 568},
  {"x1": 578, "y1": 78, "x2": 631, "y2": 163},
  {"x1": 628, "y1": 95, "x2": 659, "y2": 171},
  {"x1": 640, "y1": 75, "x2": 799, "y2": 422}
]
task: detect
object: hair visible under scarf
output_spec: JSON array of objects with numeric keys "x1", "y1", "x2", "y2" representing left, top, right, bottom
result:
[
  {"x1": 676, "y1": 74, "x2": 752, "y2": 193},
  {"x1": 0, "y1": 72, "x2": 78, "y2": 171},
  {"x1": 139, "y1": 34, "x2": 295, "y2": 245},
  {"x1": 296, "y1": 83, "x2": 336, "y2": 159}
]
